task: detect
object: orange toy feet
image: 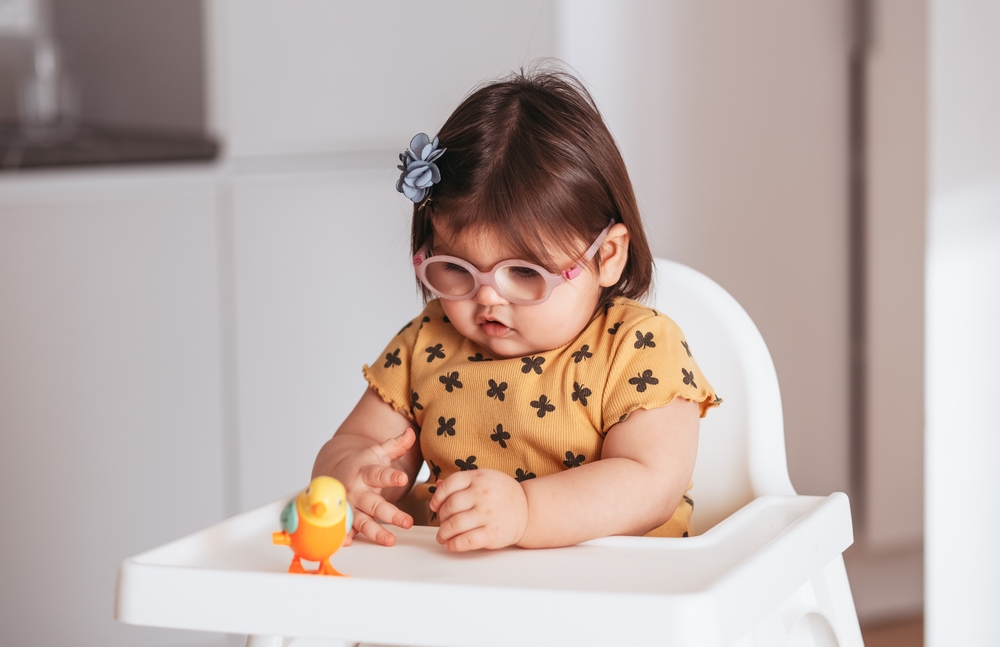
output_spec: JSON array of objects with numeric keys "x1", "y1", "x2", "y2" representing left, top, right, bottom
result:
[
  {"x1": 288, "y1": 557, "x2": 307, "y2": 574},
  {"x1": 317, "y1": 558, "x2": 347, "y2": 577}
]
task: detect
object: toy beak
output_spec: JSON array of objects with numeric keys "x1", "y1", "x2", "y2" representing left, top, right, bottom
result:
[{"x1": 312, "y1": 502, "x2": 327, "y2": 517}]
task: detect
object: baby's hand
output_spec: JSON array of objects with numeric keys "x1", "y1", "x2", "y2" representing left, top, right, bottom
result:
[
  {"x1": 331, "y1": 429, "x2": 416, "y2": 547},
  {"x1": 429, "y1": 469, "x2": 528, "y2": 552}
]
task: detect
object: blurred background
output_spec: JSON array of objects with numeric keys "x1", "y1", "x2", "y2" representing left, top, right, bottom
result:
[{"x1": 0, "y1": 1, "x2": 996, "y2": 646}]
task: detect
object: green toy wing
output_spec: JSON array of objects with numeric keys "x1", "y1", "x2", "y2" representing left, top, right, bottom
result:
[{"x1": 280, "y1": 498, "x2": 298, "y2": 534}]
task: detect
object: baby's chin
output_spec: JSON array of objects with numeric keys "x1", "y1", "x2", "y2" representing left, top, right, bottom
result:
[
  {"x1": 464, "y1": 330, "x2": 529, "y2": 359},
  {"x1": 475, "y1": 332, "x2": 565, "y2": 359}
]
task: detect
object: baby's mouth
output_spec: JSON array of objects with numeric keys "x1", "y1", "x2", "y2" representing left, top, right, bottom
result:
[{"x1": 478, "y1": 316, "x2": 512, "y2": 338}]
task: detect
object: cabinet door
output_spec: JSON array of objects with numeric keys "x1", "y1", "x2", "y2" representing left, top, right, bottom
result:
[
  {"x1": 0, "y1": 171, "x2": 228, "y2": 647},
  {"x1": 231, "y1": 166, "x2": 423, "y2": 510}
]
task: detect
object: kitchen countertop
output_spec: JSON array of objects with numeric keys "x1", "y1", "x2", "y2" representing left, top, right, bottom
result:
[{"x1": 0, "y1": 123, "x2": 218, "y2": 170}]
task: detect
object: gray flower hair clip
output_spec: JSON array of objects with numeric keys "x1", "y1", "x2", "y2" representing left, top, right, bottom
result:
[{"x1": 396, "y1": 133, "x2": 446, "y2": 206}]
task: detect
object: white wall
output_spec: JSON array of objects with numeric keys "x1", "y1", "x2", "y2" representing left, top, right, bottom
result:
[
  {"x1": 927, "y1": 1, "x2": 1000, "y2": 644},
  {"x1": 554, "y1": 0, "x2": 853, "y2": 501},
  {"x1": 210, "y1": 0, "x2": 553, "y2": 156}
]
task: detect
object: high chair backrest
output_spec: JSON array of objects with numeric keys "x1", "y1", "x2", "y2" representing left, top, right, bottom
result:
[{"x1": 651, "y1": 259, "x2": 795, "y2": 532}]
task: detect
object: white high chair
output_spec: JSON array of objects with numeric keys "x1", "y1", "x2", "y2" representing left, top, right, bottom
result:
[{"x1": 115, "y1": 259, "x2": 863, "y2": 647}]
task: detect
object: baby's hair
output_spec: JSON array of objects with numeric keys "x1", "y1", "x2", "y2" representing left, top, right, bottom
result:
[{"x1": 410, "y1": 64, "x2": 653, "y2": 309}]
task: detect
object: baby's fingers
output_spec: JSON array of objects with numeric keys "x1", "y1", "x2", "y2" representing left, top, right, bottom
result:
[
  {"x1": 429, "y1": 472, "x2": 472, "y2": 512},
  {"x1": 360, "y1": 463, "x2": 409, "y2": 489},
  {"x1": 379, "y1": 428, "x2": 416, "y2": 462},
  {"x1": 356, "y1": 490, "x2": 414, "y2": 530},
  {"x1": 352, "y1": 509, "x2": 397, "y2": 547},
  {"x1": 437, "y1": 508, "x2": 481, "y2": 544},
  {"x1": 445, "y1": 527, "x2": 491, "y2": 553}
]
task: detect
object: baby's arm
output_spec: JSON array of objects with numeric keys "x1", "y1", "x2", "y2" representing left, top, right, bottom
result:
[
  {"x1": 430, "y1": 397, "x2": 699, "y2": 550},
  {"x1": 313, "y1": 388, "x2": 423, "y2": 546}
]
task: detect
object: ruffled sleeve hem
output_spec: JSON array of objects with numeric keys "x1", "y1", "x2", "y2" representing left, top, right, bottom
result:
[{"x1": 603, "y1": 391, "x2": 720, "y2": 435}]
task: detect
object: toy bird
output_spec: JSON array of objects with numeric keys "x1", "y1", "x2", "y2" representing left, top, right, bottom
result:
[{"x1": 272, "y1": 476, "x2": 353, "y2": 576}]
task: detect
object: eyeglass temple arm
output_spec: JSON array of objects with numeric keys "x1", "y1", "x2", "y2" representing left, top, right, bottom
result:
[
  {"x1": 413, "y1": 241, "x2": 430, "y2": 266},
  {"x1": 562, "y1": 219, "x2": 616, "y2": 280}
]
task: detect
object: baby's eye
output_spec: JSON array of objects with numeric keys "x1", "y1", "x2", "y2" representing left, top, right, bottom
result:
[
  {"x1": 508, "y1": 266, "x2": 541, "y2": 280},
  {"x1": 443, "y1": 262, "x2": 466, "y2": 273}
]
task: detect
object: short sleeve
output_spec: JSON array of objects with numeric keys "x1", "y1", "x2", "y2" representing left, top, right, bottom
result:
[
  {"x1": 602, "y1": 312, "x2": 719, "y2": 433},
  {"x1": 362, "y1": 313, "x2": 424, "y2": 423}
]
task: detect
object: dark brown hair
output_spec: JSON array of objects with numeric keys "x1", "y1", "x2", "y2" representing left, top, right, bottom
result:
[{"x1": 411, "y1": 65, "x2": 653, "y2": 309}]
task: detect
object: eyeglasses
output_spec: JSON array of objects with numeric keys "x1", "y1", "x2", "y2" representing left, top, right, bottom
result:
[{"x1": 412, "y1": 221, "x2": 614, "y2": 305}]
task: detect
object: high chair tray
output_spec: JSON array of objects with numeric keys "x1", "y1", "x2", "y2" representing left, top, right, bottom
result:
[{"x1": 116, "y1": 493, "x2": 852, "y2": 647}]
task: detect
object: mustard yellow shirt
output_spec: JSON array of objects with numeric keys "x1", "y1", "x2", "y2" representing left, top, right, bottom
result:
[{"x1": 363, "y1": 298, "x2": 719, "y2": 537}]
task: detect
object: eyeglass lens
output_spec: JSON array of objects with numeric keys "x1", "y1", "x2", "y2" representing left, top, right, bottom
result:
[{"x1": 423, "y1": 260, "x2": 549, "y2": 302}]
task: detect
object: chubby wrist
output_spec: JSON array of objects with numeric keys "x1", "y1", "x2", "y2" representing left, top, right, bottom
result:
[{"x1": 513, "y1": 479, "x2": 534, "y2": 548}]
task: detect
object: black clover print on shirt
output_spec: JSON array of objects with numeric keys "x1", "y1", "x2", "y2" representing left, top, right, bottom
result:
[
  {"x1": 468, "y1": 353, "x2": 493, "y2": 362},
  {"x1": 490, "y1": 423, "x2": 510, "y2": 448},
  {"x1": 455, "y1": 456, "x2": 478, "y2": 471},
  {"x1": 629, "y1": 369, "x2": 659, "y2": 393},
  {"x1": 681, "y1": 368, "x2": 697, "y2": 389},
  {"x1": 436, "y1": 417, "x2": 456, "y2": 436},
  {"x1": 571, "y1": 382, "x2": 591, "y2": 407},
  {"x1": 572, "y1": 345, "x2": 593, "y2": 363},
  {"x1": 384, "y1": 348, "x2": 402, "y2": 368},
  {"x1": 563, "y1": 451, "x2": 585, "y2": 468},
  {"x1": 521, "y1": 356, "x2": 545, "y2": 375},
  {"x1": 515, "y1": 468, "x2": 536, "y2": 482},
  {"x1": 530, "y1": 395, "x2": 555, "y2": 418},
  {"x1": 681, "y1": 340, "x2": 692, "y2": 357},
  {"x1": 486, "y1": 379, "x2": 508, "y2": 402},
  {"x1": 439, "y1": 371, "x2": 463, "y2": 392},
  {"x1": 425, "y1": 344, "x2": 445, "y2": 363},
  {"x1": 633, "y1": 331, "x2": 655, "y2": 349}
]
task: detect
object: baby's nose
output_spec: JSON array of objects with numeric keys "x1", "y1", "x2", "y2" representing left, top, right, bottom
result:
[{"x1": 474, "y1": 284, "x2": 508, "y2": 306}]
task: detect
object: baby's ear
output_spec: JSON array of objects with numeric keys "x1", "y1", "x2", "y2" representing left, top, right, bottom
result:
[{"x1": 597, "y1": 224, "x2": 630, "y2": 287}]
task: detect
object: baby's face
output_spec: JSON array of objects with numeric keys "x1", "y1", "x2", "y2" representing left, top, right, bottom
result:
[{"x1": 431, "y1": 225, "x2": 602, "y2": 358}]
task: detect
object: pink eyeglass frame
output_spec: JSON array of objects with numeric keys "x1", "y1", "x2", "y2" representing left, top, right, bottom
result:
[{"x1": 412, "y1": 220, "x2": 615, "y2": 305}]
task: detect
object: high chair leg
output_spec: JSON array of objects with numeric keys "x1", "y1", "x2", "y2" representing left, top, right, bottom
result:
[
  {"x1": 246, "y1": 637, "x2": 355, "y2": 647},
  {"x1": 732, "y1": 555, "x2": 863, "y2": 646},
  {"x1": 245, "y1": 635, "x2": 282, "y2": 647}
]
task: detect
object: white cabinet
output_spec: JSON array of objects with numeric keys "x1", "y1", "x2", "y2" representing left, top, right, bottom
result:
[
  {"x1": 230, "y1": 164, "x2": 424, "y2": 510},
  {"x1": 0, "y1": 168, "x2": 230, "y2": 647}
]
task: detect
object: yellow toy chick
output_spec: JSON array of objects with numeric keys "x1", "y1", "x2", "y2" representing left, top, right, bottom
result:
[{"x1": 272, "y1": 476, "x2": 353, "y2": 576}]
